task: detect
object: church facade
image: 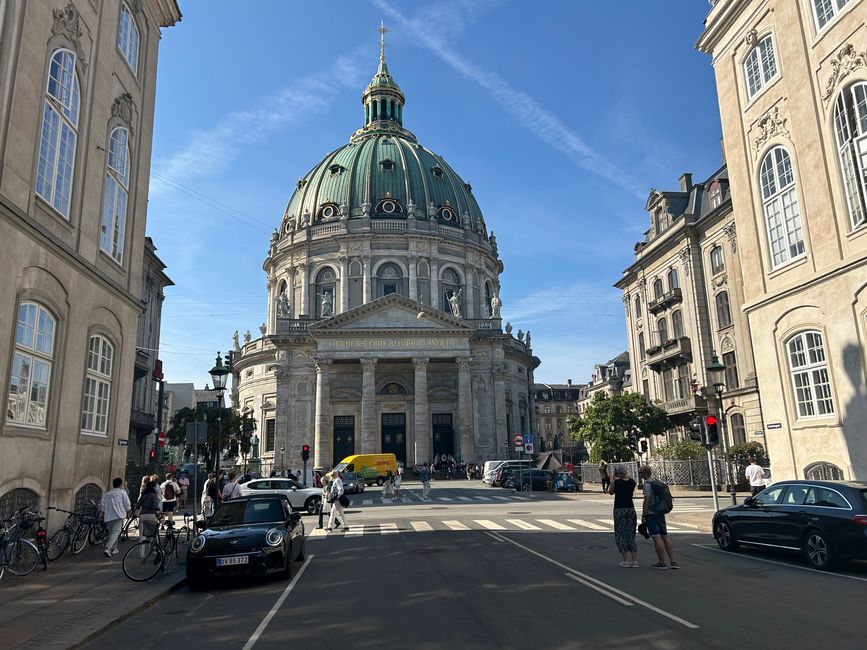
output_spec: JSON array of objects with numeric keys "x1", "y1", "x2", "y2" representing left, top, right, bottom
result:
[{"x1": 233, "y1": 44, "x2": 539, "y2": 470}]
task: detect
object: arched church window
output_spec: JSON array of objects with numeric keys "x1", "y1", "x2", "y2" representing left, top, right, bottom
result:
[
  {"x1": 374, "y1": 196, "x2": 403, "y2": 215},
  {"x1": 376, "y1": 262, "x2": 404, "y2": 298},
  {"x1": 437, "y1": 205, "x2": 458, "y2": 224},
  {"x1": 315, "y1": 267, "x2": 337, "y2": 319}
]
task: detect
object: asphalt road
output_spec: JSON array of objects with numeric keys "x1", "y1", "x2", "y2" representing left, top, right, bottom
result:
[{"x1": 84, "y1": 482, "x2": 867, "y2": 649}]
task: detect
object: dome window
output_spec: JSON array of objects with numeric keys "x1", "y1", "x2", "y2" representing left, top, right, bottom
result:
[
  {"x1": 431, "y1": 166, "x2": 444, "y2": 179},
  {"x1": 437, "y1": 205, "x2": 457, "y2": 222},
  {"x1": 318, "y1": 203, "x2": 340, "y2": 221},
  {"x1": 380, "y1": 159, "x2": 395, "y2": 172},
  {"x1": 296, "y1": 178, "x2": 307, "y2": 190},
  {"x1": 329, "y1": 164, "x2": 344, "y2": 176},
  {"x1": 375, "y1": 197, "x2": 403, "y2": 215}
]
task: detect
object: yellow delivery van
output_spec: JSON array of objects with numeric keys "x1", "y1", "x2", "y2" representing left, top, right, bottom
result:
[{"x1": 334, "y1": 454, "x2": 398, "y2": 486}]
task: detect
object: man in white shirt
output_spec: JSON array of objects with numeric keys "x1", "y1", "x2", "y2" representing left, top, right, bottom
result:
[
  {"x1": 99, "y1": 477, "x2": 131, "y2": 558},
  {"x1": 160, "y1": 473, "x2": 181, "y2": 525},
  {"x1": 745, "y1": 457, "x2": 765, "y2": 496}
]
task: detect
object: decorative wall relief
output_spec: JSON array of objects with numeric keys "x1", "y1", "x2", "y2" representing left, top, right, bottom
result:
[
  {"x1": 753, "y1": 106, "x2": 789, "y2": 156},
  {"x1": 723, "y1": 222, "x2": 738, "y2": 254},
  {"x1": 111, "y1": 93, "x2": 137, "y2": 133},
  {"x1": 822, "y1": 44, "x2": 867, "y2": 103}
]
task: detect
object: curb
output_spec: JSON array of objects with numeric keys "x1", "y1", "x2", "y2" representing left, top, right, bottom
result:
[{"x1": 71, "y1": 573, "x2": 187, "y2": 649}]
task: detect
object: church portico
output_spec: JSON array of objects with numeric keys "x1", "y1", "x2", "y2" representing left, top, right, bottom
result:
[{"x1": 233, "y1": 43, "x2": 539, "y2": 474}]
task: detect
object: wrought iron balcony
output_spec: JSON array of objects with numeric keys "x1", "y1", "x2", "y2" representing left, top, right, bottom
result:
[
  {"x1": 647, "y1": 288, "x2": 683, "y2": 314},
  {"x1": 646, "y1": 336, "x2": 692, "y2": 371}
]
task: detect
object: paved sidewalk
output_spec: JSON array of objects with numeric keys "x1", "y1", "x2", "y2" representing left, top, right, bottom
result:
[{"x1": 0, "y1": 538, "x2": 185, "y2": 649}]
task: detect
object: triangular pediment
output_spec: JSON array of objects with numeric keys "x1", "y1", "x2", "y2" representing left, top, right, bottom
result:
[{"x1": 308, "y1": 294, "x2": 470, "y2": 334}]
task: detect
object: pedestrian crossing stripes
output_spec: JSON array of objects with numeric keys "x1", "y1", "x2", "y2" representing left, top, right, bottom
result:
[
  {"x1": 355, "y1": 493, "x2": 532, "y2": 506},
  {"x1": 306, "y1": 517, "x2": 703, "y2": 538}
]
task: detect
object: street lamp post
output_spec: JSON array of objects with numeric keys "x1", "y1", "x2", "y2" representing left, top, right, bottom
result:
[
  {"x1": 279, "y1": 446, "x2": 286, "y2": 475},
  {"x1": 209, "y1": 352, "x2": 229, "y2": 478},
  {"x1": 707, "y1": 352, "x2": 737, "y2": 506}
]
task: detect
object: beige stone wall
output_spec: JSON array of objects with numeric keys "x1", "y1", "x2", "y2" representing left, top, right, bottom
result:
[
  {"x1": 699, "y1": 0, "x2": 867, "y2": 478},
  {"x1": 0, "y1": 1, "x2": 179, "y2": 523}
]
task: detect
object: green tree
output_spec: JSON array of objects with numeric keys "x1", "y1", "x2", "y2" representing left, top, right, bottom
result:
[
  {"x1": 655, "y1": 439, "x2": 706, "y2": 460},
  {"x1": 569, "y1": 393, "x2": 671, "y2": 462},
  {"x1": 166, "y1": 405, "x2": 244, "y2": 472},
  {"x1": 727, "y1": 441, "x2": 769, "y2": 467}
]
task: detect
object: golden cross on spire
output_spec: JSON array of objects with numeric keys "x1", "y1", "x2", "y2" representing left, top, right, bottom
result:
[{"x1": 378, "y1": 20, "x2": 390, "y2": 62}]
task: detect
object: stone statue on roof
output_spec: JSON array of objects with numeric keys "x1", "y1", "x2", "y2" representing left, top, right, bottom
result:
[
  {"x1": 339, "y1": 202, "x2": 349, "y2": 220},
  {"x1": 517, "y1": 329, "x2": 524, "y2": 342},
  {"x1": 406, "y1": 198, "x2": 415, "y2": 218},
  {"x1": 525, "y1": 330, "x2": 531, "y2": 348},
  {"x1": 490, "y1": 292, "x2": 501, "y2": 319},
  {"x1": 320, "y1": 290, "x2": 334, "y2": 318},
  {"x1": 232, "y1": 330, "x2": 240, "y2": 352},
  {"x1": 243, "y1": 330, "x2": 251, "y2": 344},
  {"x1": 276, "y1": 291, "x2": 291, "y2": 318},
  {"x1": 448, "y1": 289, "x2": 462, "y2": 318}
]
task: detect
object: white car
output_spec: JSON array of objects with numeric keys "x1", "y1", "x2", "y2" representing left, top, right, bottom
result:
[{"x1": 239, "y1": 478, "x2": 322, "y2": 515}]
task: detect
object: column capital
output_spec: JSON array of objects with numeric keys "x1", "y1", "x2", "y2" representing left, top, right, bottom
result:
[
  {"x1": 412, "y1": 357, "x2": 429, "y2": 370},
  {"x1": 297, "y1": 261, "x2": 307, "y2": 270},
  {"x1": 360, "y1": 358, "x2": 378, "y2": 370},
  {"x1": 456, "y1": 357, "x2": 472, "y2": 370},
  {"x1": 362, "y1": 255, "x2": 372, "y2": 264},
  {"x1": 313, "y1": 357, "x2": 333, "y2": 372}
]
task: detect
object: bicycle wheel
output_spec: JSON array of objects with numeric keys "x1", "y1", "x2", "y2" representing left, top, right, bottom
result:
[
  {"x1": 5, "y1": 539, "x2": 39, "y2": 576},
  {"x1": 89, "y1": 521, "x2": 107, "y2": 546},
  {"x1": 46, "y1": 527, "x2": 71, "y2": 561},
  {"x1": 161, "y1": 531, "x2": 177, "y2": 559},
  {"x1": 122, "y1": 541, "x2": 164, "y2": 581},
  {"x1": 176, "y1": 525, "x2": 190, "y2": 547},
  {"x1": 71, "y1": 524, "x2": 90, "y2": 554},
  {"x1": 122, "y1": 516, "x2": 139, "y2": 541}
]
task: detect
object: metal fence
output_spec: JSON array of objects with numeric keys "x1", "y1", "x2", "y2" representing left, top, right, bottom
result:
[{"x1": 579, "y1": 459, "x2": 745, "y2": 489}]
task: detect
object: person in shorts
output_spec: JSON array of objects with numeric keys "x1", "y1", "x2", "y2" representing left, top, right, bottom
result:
[
  {"x1": 639, "y1": 465, "x2": 678, "y2": 570},
  {"x1": 177, "y1": 471, "x2": 190, "y2": 508},
  {"x1": 160, "y1": 473, "x2": 180, "y2": 525}
]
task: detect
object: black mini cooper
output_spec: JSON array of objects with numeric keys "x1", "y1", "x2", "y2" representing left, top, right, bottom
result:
[
  {"x1": 712, "y1": 480, "x2": 867, "y2": 570},
  {"x1": 186, "y1": 494, "x2": 305, "y2": 588}
]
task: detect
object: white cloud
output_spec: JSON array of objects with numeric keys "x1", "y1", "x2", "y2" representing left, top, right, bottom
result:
[
  {"x1": 150, "y1": 52, "x2": 367, "y2": 195},
  {"x1": 503, "y1": 282, "x2": 623, "y2": 326},
  {"x1": 372, "y1": 0, "x2": 646, "y2": 201}
]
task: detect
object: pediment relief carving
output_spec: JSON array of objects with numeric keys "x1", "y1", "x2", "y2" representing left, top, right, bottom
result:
[
  {"x1": 112, "y1": 93, "x2": 137, "y2": 133},
  {"x1": 822, "y1": 44, "x2": 867, "y2": 104},
  {"x1": 720, "y1": 336, "x2": 734, "y2": 352},
  {"x1": 52, "y1": 2, "x2": 88, "y2": 69},
  {"x1": 753, "y1": 106, "x2": 789, "y2": 156}
]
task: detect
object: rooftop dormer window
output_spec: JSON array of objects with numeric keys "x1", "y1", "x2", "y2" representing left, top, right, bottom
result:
[
  {"x1": 380, "y1": 159, "x2": 395, "y2": 172},
  {"x1": 709, "y1": 180, "x2": 723, "y2": 209},
  {"x1": 374, "y1": 196, "x2": 403, "y2": 215},
  {"x1": 437, "y1": 205, "x2": 457, "y2": 223},
  {"x1": 329, "y1": 164, "x2": 345, "y2": 175},
  {"x1": 297, "y1": 179, "x2": 307, "y2": 190},
  {"x1": 431, "y1": 166, "x2": 444, "y2": 179}
]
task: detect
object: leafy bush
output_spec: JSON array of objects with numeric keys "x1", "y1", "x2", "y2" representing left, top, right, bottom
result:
[
  {"x1": 727, "y1": 441, "x2": 768, "y2": 466},
  {"x1": 654, "y1": 439, "x2": 706, "y2": 460}
]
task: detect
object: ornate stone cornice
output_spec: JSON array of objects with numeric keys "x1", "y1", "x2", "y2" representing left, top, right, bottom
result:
[
  {"x1": 313, "y1": 358, "x2": 333, "y2": 372},
  {"x1": 753, "y1": 106, "x2": 789, "y2": 156},
  {"x1": 111, "y1": 93, "x2": 137, "y2": 133},
  {"x1": 678, "y1": 247, "x2": 691, "y2": 276},
  {"x1": 52, "y1": 2, "x2": 87, "y2": 69},
  {"x1": 723, "y1": 222, "x2": 737, "y2": 253},
  {"x1": 822, "y1": 44, "x2": 867, "y2": 104}
]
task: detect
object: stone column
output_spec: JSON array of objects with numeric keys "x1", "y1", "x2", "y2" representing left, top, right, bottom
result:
[
  {"x1": 457, "y1": 357, "x2": 474, "y2": 461},
  {"x1": 408, "y1": 255, "x2": 418, "y2": 302},
  {"x1": 266, "y1": 277, "x2": 274, "y2": 334},
  {"x1": 412, "y1": 357, "x2": 429, "y2": 464},
  {"x1": 360, "y1": 358, "x2": 377, "y2": 453},
  {"x1": 362, "y1": 255, "x2": 371, "y2": 304},
  {"x1": 287, "y1": 266, "x2": 296, "y2": 316},
  {"x1": 313, "y1": 358, "x2": 332, "y2": 468},
  {"x1": 464, "y1": 266, "x2": 474, "y2": 319},
  {"x1": 493, "y1": 365, "x2": 508, "y2": 454},
  {"x1": 274, "y1": 366, "x2": 291, "y2": 465},
  {"x1": 298, "y1": 263, "x2": 309, "y2": 317},
  {"x1": 430, "y1": 258, "x2": 439, "y2": 310},
  {"x1": 339, "y1": 255, "x2": 349, "y2": 314}
]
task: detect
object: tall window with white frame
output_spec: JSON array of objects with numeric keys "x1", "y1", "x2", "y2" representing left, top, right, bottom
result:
[
  {"x1": 787, "y1": 331, "x2": 835, "y2": 419},
  {"x1": 667, "y1": 267, "x2": 679, "y2": 291},
  {"x1": 832, "y1": 82, "x2": 867, "y2": 231},
  {"x1": 81, "y1": 335, "x2": 113, "y2": 435},
  {"x1": 710, "y1": 245, "x2": 725, "y2": 275},
  {"x1": 715, "y1": 291, "x2": 732, "y2": 329},
  {"x1": 744, "y1": 34, "x2": 778, "y2": 98},
  {"x1": 760, "y1": 146, "x2": 805, "y2": 268},
  {"x1": 813, "y1": 0, "x2": 854, "y2": 30},
  {"x1": 7, "y1": 303, "x2": 56, "y2": 427},
  {"x1": 36, "y1": 49, "x2": 80, "y2": 218},
  {"x1": 100, "y1": 127, "x2": 130, "y2": 263},
  {"x1": 118, "y1": 3, "x2": 140, "y2": 74}
]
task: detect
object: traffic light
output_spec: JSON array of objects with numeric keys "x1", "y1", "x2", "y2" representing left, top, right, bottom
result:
[
  {"x1": 688, "y1": 416, "x2": 705, "y2": 442},
  {"x1": 705, "y1": 415, "x2": 719, "y2": 447},
  {"x1": 301, "y1": 444, "x2": 310, "y2": 462},
  {"x1": 225, "y1": 350, "x2": 235, "y2": 373},
  {"x1": 149, "y1": 450, "x2": 156, "y2": 461},
  {"x1": 640, "y1": 440, "x2": 648, "y2": 453}
]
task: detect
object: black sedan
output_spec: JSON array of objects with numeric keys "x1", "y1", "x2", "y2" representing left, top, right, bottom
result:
[
  {"x1": 504, "y1": 469, "x2": 553, "y2": 492},
  {"x1": 712, "y1": 480, "x2": 867, "y2": 570},
  {"x1": 186, "y1": 494, "x2": 305, "y2": 587}
]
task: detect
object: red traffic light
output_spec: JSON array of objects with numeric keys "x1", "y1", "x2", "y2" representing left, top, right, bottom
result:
[
  {"x1": 149, "y1": 450, "x2": 156, "y2": 460},
  {"x1": 302, "y1": 444, "x2": 310, "y2": 452},
  {"x1": 705, "y1": 415, "x2": 718, "y2": 426}
]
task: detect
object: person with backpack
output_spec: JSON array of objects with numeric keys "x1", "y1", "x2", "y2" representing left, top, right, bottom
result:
[
  {"x1": 160, "y1": 473, "x2": 181, "y2": 526},
  {"x1": 638, "y1": 465, "x2": 678, "y2": 570}
]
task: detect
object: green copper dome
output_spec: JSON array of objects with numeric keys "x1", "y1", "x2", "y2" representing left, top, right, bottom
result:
[{"x1": 281, "y1": 45, "x2": 485, "y2": 231}]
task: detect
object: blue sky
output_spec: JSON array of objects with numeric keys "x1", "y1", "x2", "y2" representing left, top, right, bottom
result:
[{"x1": 148, "y1": 0, "x2": 722, "y2": 387}]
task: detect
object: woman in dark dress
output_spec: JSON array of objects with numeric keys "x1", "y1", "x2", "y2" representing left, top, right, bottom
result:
[{"x1": 607, "y1": 464, "x2": 638, "y2": 567}]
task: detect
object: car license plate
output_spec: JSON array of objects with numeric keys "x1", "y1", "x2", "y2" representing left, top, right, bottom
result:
[{"x1": 215, "y1": 556, "x2": 249, "y2": 567}]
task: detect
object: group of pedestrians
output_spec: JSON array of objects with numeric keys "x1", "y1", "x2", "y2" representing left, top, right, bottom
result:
[
  {"x1": 201, "y1": 470, "x2": 243, "y2": 517},
  {"x1": 606, "y1": 464, "x2": 679, "y2": 570}
]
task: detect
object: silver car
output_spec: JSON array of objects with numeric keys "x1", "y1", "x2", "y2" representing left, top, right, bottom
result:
[
  {"x1": 239, "y1": 478, "x2": 321, "y2": 515},
  {"x1": 342, "y1": 472, "x2": 365, "y2": 494}
]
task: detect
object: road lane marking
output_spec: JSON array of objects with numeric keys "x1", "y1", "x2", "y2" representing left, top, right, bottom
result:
[
  {"x1": 474, "y1": 496, "x2": 492, "y2": 501},
  {"x1": 538, "y1": 519, "x2": 577, "y2": 531},
  {"x1": 692, "y1": 544, "x2": 867, "y2": 582},
  {"x1": 506, "y1": 519, "x2": 541, "y2": 530},
  {"x1": 565, "y1": 573, "x2": 634, "y2": 606},
  {"x1": 380, "y1": 522, "x2": 400, "y2": 535},
  {"x1": 443, "y1": 520, "x2": 469, "y2": 531},
  {"x1": 308, "y1": 527, "x2": 327, "y2": 538},
  {"x1": 475, "y1": 519, "x2": 506, "y2": 530},
  {"x1": 566, "y1": 519, "x2": 608, "y2": 531},
  {"x1": 344, "y1": 525, "x2": 365, "y2": 537},
  {"x1": 492, "y1": 496, "x2": 511, "y2": 501},
  {"x1": 411, "y1": 521, "x2": 434, "y2": 532},
  {"x1": 492, "y1": 534, "x2": 698, "y2": 629},
  {"x1": 242, "y1": 554, "x2": 314, "y2": 650},
  {"x1": 455, "y1": 496, "x2": 473, "y2": 501},
  {"x1": 436, "y1": 497, "x2": 453, "y2": 502},
  {"x1": 362, "y1": 499, "x2": 373, "y2": 505}
]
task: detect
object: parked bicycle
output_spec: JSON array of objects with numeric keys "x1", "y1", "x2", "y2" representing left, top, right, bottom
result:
[
  {"x1": 15, "y1": 508, "x2": 48, "y2": 571},
  {"x1": 122, "y1": 518, "x2": 173, "y2": 581},
  {"x1": 0, "y1": 515, "x2": 39, "y2": 580},
  {"x1": 120, "y1": 506, "x2": 140, "y2": 542}
]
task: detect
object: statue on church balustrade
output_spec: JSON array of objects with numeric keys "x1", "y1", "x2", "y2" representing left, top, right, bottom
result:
[
  {"x1": 339, "y1": 202, "x2": 349, "y2": 219},
  {"x1": 276, "y1": 291, "x2": 291, "y2": 318},
  {"x1": 232, "y1": 330, "x2": 240, "y2": 352},
  {"x1": 489, "y1": 292, "x2": 501, "y2": 319},
  {"x1": 448, "y1": 289, "x2": 463, "y2": 318},
  {"x1": 259, "y1": 323, "x2": 267, "y2": 336},
  {"x1": 505, "y1": 321, "x2": 513, "y2": 335},
  {"x1": 320, "y1": 290, "x2": 334, "y2": 318},
  {"x1": 243, "y1": 330, "x2": 252, "y2": 344},
  {"x1": 406, "y1": 198, "x2": 415, "y2": 217},
  {"x1": 525, "y1": 330, "x2": 531, "y2": 348},
  {"x1": 517, "y1": 329, "x2": 524, "y2": 342}
]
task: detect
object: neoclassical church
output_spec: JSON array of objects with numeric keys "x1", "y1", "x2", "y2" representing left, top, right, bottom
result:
[{"x1": 233, "y1": 40, "x2": 539, "y2": 470}]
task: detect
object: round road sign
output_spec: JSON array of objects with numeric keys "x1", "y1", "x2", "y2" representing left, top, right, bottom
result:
[{"x1": 513, "y1": 434, "x2": 524, "y2": 446}]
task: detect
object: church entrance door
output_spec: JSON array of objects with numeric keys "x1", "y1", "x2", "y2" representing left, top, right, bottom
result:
[
  {"x1": 381, "y1": 413, "x2": 406, "y2": 465},
  {"x1": 333, "y1": 415, "x2": 355, "y2": 467},
  {"x1": 432, "y1": 413, "x2": 455, "y2": 460}
]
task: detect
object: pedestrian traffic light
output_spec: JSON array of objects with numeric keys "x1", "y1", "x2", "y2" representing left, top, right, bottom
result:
[
  {"x1": 301, "y1": 444, "x2": 310, "y2": 462},
  {"x1": 705, "y1": 415, "x2": 719, "y2": 447},
  {"x1": 640, "y1": 440, "x2": 648, "y2": 453},
  {"x1": 688, "y1": 416, "x2": 704, "y2": 442},
  {"x1": 149, "y1": 450, "x2": 156, "y2": 461}
]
